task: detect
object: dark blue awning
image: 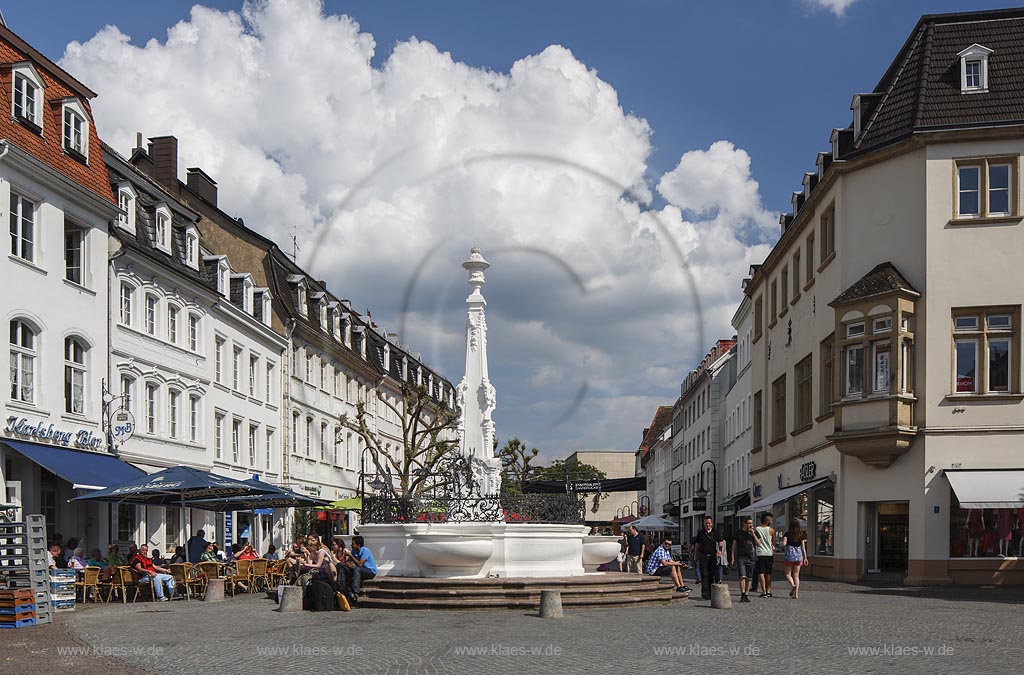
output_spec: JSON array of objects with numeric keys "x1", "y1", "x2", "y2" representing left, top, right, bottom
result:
[{"x1": 2, "y1": 440, "x2": 145, "y2": 490}]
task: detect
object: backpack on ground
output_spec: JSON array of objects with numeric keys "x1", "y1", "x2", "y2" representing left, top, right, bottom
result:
[{"x1": 305, "y1": 576, "x2": 335, "y2": 612}]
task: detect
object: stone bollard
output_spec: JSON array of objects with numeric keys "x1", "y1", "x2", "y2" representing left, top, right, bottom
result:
[
  {"x1": 538, "y1": 590, "x2": 563, "y2": 618},
  {"x1": 204, "y1": 578, "x2": 225, "y2": 603},
  {"x1": 278, "y1": 584, "x2": 304, "y2": 613},
  {"x1": 710, "y1": 583, "x2": 732, "y2": 609}
]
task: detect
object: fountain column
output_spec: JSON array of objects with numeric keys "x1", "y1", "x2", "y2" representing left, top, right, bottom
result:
[{"x1": 456, "y1": 247, "x2": 502, "y2": 495}]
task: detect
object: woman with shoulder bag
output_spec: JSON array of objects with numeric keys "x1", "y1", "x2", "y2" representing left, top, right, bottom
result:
[{"x1": 782, "y1": 519, "x2": 809, "y2": 599}]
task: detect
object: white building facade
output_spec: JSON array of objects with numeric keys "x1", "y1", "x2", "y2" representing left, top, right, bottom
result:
[{"x1": 720, "y1": 294, "x2": 754, "y2": 533}]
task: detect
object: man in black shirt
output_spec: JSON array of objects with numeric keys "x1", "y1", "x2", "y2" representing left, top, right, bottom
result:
[
  {"x1": 625, "y1": 525, "x2": 645, "y2": 573},
  {"x1": 730, "y1": 516, "x2": 758, "y2": 602},
  {"x1": 695, "y1": 515, "x2": 724, "y2": 600}
]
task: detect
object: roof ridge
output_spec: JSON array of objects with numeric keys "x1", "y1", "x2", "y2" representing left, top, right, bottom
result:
[
  {"x1": 912, "y1": 21, "x2": 934, "y2": 128},
  {"x1": 858, "y1": 25, "x2": 924, "y2": 149}
]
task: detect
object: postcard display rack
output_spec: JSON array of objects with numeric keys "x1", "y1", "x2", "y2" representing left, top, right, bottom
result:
[{"x1": 0, "y1": 515, "x2": 54, "y2": 626}]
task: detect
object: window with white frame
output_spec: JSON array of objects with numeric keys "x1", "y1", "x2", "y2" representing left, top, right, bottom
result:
[
  {"x1": 292, "y1": 411, "x2": 300, "y2": 453},
  {"x1": 320, "y1": 421, "x2": 327, "y2": 461},
  {"x1": 215, "y1": 337, "x2": 225, "y2": 384},
  {"x1": 11, "y1": 65, "x2": 43, "y2": 128},
  {"x1": 249, "y1": 424, "x2": 258, "y2": 467},
  {"x1": 117, "y1": 186, "x2": 136, "y2": 233},
  {"x1": 232, "y1": 419, "x2": 241, "y2": 463},
  {"x1": 261, "y1": 292, "x2": 271, "y2": 327},
  {"x1": 265, "y1": 429, "x2": 274, "y2": 470},
  {"x1": 120, "y1": 283, "x2": 133, "y2": 325},
  {"x1": 145, "y1": 294, "x2": 157, "y2": 335},
  {"x1": 189, "y1": 395, "x2": 200, "y2": 442},
  {"x1": 952, "y1": 307, "x2": 1019, "y2": 394},
  {"x1": 305, "y1": 417, "x2": 312, "y2": 456},
  {"x1": 154, "y1": 207, "x2": 172, "y2": 253},
  {"x1": 265, "y1": 362, "x2": 274, "y2": 403},
  {"x1": 249, "y1": 354, "x2": 258, "y2": 396},
  {"x1": 215, "y1": 413, "x2": 224, "y2": 459},
  {"x1": 9, "y1": 192, "x2": 35, "y2": 263},
  {"x1": 185, "y1": 230, "x2": 198, "y2": 268},
  {"x1": 119, "y1": 376, "x2": 135, "y2": 415},
  {"x1": 305, "y1": 352, "x2": 313, "y2": 382},
  {"x1": 956, "y1": 158, "x2": 1016, "y2": 218},
  {"x1": 9, "y1": 320, "x2": 36, "y2": 403},
  {"x1": 167, "y1": 305, "x2": 179, "y2": 344},
  {"x1": 62, "y1": 101, "x2": 89, "y2": 159},
  {"x1": 232, "y1": 346, "x2": 241, "y2": 390},
  {"x1": 64, "y1": 222, "x2": 86, "y2": 285},
  {"x1": 64, "y1": 337, "x2": 86, "y2": 415},
  {"x1": 168, "y1": 389, "x2": 180, "y2": 438},
  {"x1": 188, "y1": 314, "x2": 199, "y2": 352},
  {"x1": 145, "y1": 383, "x2": 158, "y2": 434},
  {"x1": 333, "y1": 426, "x2": 340, "y2": 464},
  {"x1": 958, "y1": 44, "x2": 993, "y2": 94}
]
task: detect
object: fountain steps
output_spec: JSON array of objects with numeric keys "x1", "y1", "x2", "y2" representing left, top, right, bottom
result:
[{"x1": 360, "y1": 573, "x2": 687, "y2": 610}]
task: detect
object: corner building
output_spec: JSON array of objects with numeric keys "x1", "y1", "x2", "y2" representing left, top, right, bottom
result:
[{"x1": 746, "y1": 8, "x2": 1024, "y2": 584}]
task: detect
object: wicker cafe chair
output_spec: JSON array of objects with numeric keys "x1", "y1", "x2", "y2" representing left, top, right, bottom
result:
[
  {"x1": 227, "y1": 559, "x2": 254, "y2": 595},
  {"x1": 267, "y1": 560, "x2": 286, "y2": 588},
  {"x1": 74, "y1": 566, "x2": 103, "y2": 603},
  {"x1": 106, "y1": 567, "x2": 139, "y2": 603},
  {"x1": 169, "y1": 563, "x2": 203, "y2": 600},
  {"x1": 249, "y1": 559, "x2": 270, "y2": 592}
]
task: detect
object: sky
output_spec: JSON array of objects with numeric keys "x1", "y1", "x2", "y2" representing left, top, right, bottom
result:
[{"x1": 4, "y1": 0, "x2": 1018, "y2": 463}]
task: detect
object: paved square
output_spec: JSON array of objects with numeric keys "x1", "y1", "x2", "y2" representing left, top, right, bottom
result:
[{"x1": 15, "y1": 577, "x2": 1013, "y2": 675}]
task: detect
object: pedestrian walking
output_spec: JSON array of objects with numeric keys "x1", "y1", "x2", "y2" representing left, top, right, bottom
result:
[
  {"x1": 782, "y1": 519, "x2": 809, "y2": 599},
  {"x1": 625, "y1": 525, "x2": 645, "y2": 573},
  {"x1": 755, "y1": 513, "x2": 775, "y2": 598},
  {"x1": 617, "y1": 531, "x2": 628, "y2": 572},
  {"x1": 730, "y1": 516, "x2": 758, "y2": 603}
]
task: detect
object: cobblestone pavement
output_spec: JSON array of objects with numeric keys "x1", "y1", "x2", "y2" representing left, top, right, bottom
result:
[
  {"x1": 0, "y1": 612, "x2": 150, "y2": 675},
  {"x1": 39, "y1": 577, "x2": 1024, "y2": 675}
]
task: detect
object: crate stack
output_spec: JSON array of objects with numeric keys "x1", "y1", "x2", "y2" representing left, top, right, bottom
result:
[
  {"x1": 0, "y1": 520, "x2": 38, "y2": 628},
  {"x1": 49, "y1": 568, "x2": 76, "y2": 612},
  {"x1": 25, "y1": 516, "x2": 53, "y2": 623}
]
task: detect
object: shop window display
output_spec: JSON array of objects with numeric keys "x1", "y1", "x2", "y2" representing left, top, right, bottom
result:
[
  {"x1": 814, "y1": 488, "x2": 835, "y2": 556},
  {"x1": 950, "y1": 497, "x2": 1023, "y2": 557}
]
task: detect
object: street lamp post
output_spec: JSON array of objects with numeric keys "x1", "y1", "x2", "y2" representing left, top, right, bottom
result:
[
  {"x1": 638, "y1": 495, "x2": 650, "y2": 517},
  {"x1": 695, "y1": 459, "x2": 718, "y2": 528},
  {"x1": 668, "y1": 479, "x2": 683, "y2": 556}
]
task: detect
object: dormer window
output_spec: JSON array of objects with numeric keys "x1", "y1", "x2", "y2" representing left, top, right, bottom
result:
[
  {"x1": 61, "y1": 100, "x2": 89, "y2": 161},
  {"x1": 260, "y1": 291, "x2": 271, "y2": 327},
  {"x1": 116, "y1": 184, "x2": 137, "y2": 234},
  {"x1": 298, "y1": 286, "x2": 307, "y2": 316},
  {"x1": 154, "y1": 205, "x2": 172, "y2": 253},
  {"x1": 243, "y1": 277, "x2": 255, "y2": 314},
  {"x1": 11, "y1": 63, "x2": 44, "y2": 131},
  {"x1": 958, "y1": 44, "x2": 993, "y2": 94},
  {"x1": 218, "y1": 261, "x2": 230, "y2": 298},
  {"x1": 184, "y1": 228, "x2": 199, "y2": 269}
]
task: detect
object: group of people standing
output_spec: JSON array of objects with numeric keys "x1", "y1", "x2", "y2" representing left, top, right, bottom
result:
[{"x1": 617, "y1": 512, "x2": 810, "y2": 603}]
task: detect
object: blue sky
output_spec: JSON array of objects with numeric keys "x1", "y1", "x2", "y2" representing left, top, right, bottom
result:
[{"x1": 8, "y1": 1, "x2": 1019, "y2": 460}]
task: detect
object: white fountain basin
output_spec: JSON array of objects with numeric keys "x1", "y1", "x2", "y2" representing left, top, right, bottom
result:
[
  {"x1": 360, "y1": 522, "x2": 591, "y2": 578},
  {"x1": 582, "y1": 536, "x2": 622, "y2": 572}
]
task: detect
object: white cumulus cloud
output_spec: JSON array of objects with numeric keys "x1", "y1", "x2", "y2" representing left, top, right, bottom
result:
[
  {"x1": 805, "y1": 0, "x2": 860, "y2": 17},
  {"x1": 61, "y1": 0, "x2": 776, "y2": 458}
]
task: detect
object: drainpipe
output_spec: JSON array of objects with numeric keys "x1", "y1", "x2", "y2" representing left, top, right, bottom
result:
[{"x1": 283, "y1": 318, "x2": 296, "y2": 483}]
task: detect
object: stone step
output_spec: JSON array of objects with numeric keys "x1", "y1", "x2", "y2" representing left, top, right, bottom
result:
[
  {"x1": 359, "y1": 593, "x2": 685, "y2": 611},
  {"x1": 363, "y1": 574, "x2": 666, "y2": 590},
  {"x1": 364, "y1": 582, "x2": 674, "y2": 599}
]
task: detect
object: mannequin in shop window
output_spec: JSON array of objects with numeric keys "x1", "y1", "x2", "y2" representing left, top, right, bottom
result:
[
  {"x1": 967, "y1": 509, "x2": 983, "y2": 557},
  {"x1": 997, "y1": 509, "x2": 1014, "y2": 557}
]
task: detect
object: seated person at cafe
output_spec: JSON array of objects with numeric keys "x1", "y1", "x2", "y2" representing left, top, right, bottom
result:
[
  {"x1": 47, "y1": 543, "x2": 66, "y2": 569},
  {"x1": 100, "y1": 544, "x2": 125, "y2": 581},
  {"x1": 234, "y1": 542, "x2": 258, "y2": 560},
  {"x1": 645, "y1": 538, "x2": 690, "y2": 593},
  {"x1": 264, "y1": 544, "x2": 279, "y2": 561},
  {"x1": 86, "y1": 548, "x2": 105, "y2": 568},
  {"x1": 200, "y1": 541, "x2": 220, "y2": 563},
  {"x1": 169, "y1": 545, "x2": 187, "y2": 564},
  {"x1": 150, "y1": 549, "x2": 166, "y2": 567},
  {"x1": 341, "y1": 536, "x2": 377, "y2": 596},
  {"x1": 68, "y1": 547, "x2": 87, "y2": 570},
  {"x1": 130, "y1": 544, "x2": 176, "y2": 601},
  {"x1": 283, "y1": 535, "x2": 308, "y2": 583}
]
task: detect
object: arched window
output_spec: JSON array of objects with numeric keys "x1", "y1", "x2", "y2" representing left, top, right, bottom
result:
[
  {"x1": 9, "y1": 320, "x2": 36, "y2": 403},
  {"x1": 64, "y1": 337, "x2": 87, "y2": 414}
]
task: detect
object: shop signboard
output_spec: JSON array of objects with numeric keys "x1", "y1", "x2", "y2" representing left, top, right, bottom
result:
[
  {"x1": 110, "y1": 409, "x2": 136, "y2": 445},
  {"x1": 567, "y1": 480, "x2": 601, "y2": 493},
  {"x1": 4, "y1": 414, "x2": 103, "y2": 450},
  {"x1": 691, "y1": 496, "x2": 707, "y2": 512}
]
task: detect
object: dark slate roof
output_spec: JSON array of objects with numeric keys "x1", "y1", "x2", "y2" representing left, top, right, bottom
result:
[
  {"x1": 829, "y1": 262, "x2": 920, "y2": 307},
  {"x1": 856, "y1": 8, "x2": 1024, "y2": 153},
  {"x1": 103, "y1": 148, "x2": 210, "y2": 290}
]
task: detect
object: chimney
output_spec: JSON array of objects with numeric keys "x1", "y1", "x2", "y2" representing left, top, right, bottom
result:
[
  {"x1": 147, "y1": 136, "x2": 179, "y2": 195},
  {"x1": 186, "y1": 167, "x2": 217, "y2": 206}
]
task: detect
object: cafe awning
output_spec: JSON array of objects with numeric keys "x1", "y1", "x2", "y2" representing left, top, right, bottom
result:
[
  {"x1": 718, "y1": 492, "x2": 751, "y2": 514},
  {"x1": 2, "y1": 439, "x2": 145, "y2": 490},
  {"x1": 740, "y1": 478, "x2": 830, "y2": 516},
  {"x1": 946, "y1": 469, "x2": 1024, "y2": 509}
]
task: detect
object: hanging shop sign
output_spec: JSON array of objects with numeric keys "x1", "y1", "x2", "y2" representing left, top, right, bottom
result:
[
  {"x1": 800, "y1": 461, "x2": 817, "y2": 482},
  {"x1": 567, "y1": 480, "x2": 602, "y2": 493},
  {"x1": 109, "y1": 409, "x2": 136, "y2": 445},
  {"x1": 4, "y1": 415, "x2": 103, "y2": 450},
  {"x1": 691, "y1": 497, "x2": 707, "y2": 512},
  {"x1": 302, "y1": 485, "x2": 322, "y2": 497}
]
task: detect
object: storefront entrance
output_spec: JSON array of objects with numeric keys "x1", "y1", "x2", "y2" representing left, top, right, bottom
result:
[{"x1": 865, "y1": 501, "x2": 909, "y2": 576}]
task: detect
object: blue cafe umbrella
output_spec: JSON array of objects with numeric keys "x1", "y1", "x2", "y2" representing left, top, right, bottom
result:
[
  {"x1": 186, "y1": 478, "x2": 329, "y2": 511},
  {"x1": 72, "y1": 466, "x2": 282, "y2": 562}
]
